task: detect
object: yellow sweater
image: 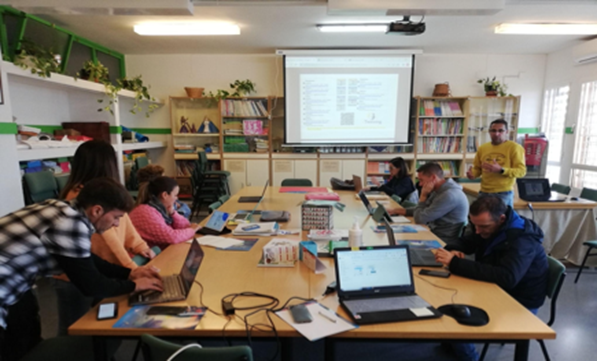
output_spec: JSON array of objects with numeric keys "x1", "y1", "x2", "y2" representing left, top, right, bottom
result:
[{"x1": 471, "y1": 141, "x2": 526, "y2": 193}]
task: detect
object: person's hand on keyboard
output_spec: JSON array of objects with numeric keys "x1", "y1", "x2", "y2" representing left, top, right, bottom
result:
[
  {"x1": 134, "y1": 277, "x2": 164, "y2": 293},
  {"x1": 129, "y1": 265, "x2": 162, "y2": 281}
]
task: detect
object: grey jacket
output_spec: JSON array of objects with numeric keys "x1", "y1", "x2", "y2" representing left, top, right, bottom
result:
[{"x1": 406, "y1": 179, "x2": 468, "y2": 245}]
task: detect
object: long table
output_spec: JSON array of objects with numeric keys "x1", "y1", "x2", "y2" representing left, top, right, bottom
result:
[
  {"x1": 462, "y1": 183, "x2": 597, "y2": 266},
  {"x1": 69, "y1": 186, "x2": 555, "y2": 361}
]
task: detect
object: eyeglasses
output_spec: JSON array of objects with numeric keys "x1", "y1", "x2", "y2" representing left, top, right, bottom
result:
[{"x1": 489, "y1": 129, "x2": 506, "y2": 133}]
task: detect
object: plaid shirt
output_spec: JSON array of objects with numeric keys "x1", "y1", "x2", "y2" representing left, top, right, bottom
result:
[{"x1": 0, "y1": 199, "x2": 93, "y2": 328}]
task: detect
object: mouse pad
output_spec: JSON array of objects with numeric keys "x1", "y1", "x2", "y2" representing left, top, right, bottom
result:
[{"x1": 438, "y1": 304, "x2": 489, "y2": 326}]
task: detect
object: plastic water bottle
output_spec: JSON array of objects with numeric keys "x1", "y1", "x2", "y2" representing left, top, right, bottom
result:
[{"x1": 349, "y1": 216, "x2": 363, "y2": 248}]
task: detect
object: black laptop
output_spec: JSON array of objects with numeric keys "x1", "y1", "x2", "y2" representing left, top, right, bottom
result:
[
  {"x1": 238, "y1": 180, "x2": 269, "y2": 203},
  {"x1": 358, "y1": 191, "x2": 392, "y2": 222},
  {"x1": 130, "y1": 239, "x2": 204, "y2": 306},
  {"x1": 517, "y1": 178, "x2": 566, "y2": 202},
  {"x1": 382, "y1": 218, "x2": 443, "y2": 267},
  {"x1": 334, "y1": 245, "x2": 442, "y2": 325}
]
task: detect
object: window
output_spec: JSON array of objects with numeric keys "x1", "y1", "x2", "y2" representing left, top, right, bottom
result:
[
  {"x1": 541, "y1": 86, "x2": 569, "y2": 184},
  {"x1": 571, "y1": 80, "x2": 597, "y2": 188}
]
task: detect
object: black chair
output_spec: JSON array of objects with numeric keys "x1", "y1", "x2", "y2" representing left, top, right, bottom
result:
[
  {"x1": 551, "y1": 183, "x2": 571, "y2": 195},
  {"x1": 574, "y1": 187, "x2": 597, "y2": 283},
  {"x1": 479, "y1": 256, "x2": 566, "y2": 361},
  {"x1": 281, "y1": 178, "x2": 313, "y2": 187}
]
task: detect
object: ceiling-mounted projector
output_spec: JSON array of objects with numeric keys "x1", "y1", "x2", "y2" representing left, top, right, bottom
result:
[{"x1": 387, "y1": 17, "x2": 425, "y2": 35}]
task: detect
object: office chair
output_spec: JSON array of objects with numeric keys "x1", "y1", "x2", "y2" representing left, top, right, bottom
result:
[
  {"x1": 208, "y1": 201, "x2": 222, "y2": 214},
  {"x1": 281, "y1": 178, "x2": 313, "y2": 187},
  {"x1": 23, "y1": 171, "x2": 59, "y2": 204},
  {"x1": 479, "y1": 256, "x2": 566, "y2": 361},
  {"x1": 574, "y1": 187, "x2": 597, "y2": 283},
  {"x1": 551, "y1": 183, "x2": 571, "y2": 195},
  {"x1": 20, "y1": 336, "x2": 119, "y2": 361},
  {"x1": 141, "y1": 334, "x2": 253, "y2": 361}
]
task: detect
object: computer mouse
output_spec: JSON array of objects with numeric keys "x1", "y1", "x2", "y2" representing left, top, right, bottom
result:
[
  {"x1": 451, "y1": 305, "x2": 471, "y2": 318},
  {"x1": 570, "y1": 197, "x2": 579, "y2": 201}
]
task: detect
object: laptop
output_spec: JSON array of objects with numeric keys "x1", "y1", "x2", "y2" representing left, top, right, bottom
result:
[
  {"x1": 358, "y1": 191, "x2": 392, "y2": 223},
  {"x1": 383, "y1": 218, "x2": 443, "y2": 268},
  {"x1": 238, "y1": 180, "x2": 269, "y2": 203},
  {"x1": 334, "y1": 245, "x2": 442, "y2": 325},
  {"x1": 353, "y1": 175, "x2": 381, "y2": 195},
  {"x1": 129, "y1": 239, "x2": 204, "y2": 306},
  {"x1": 516, "y1": 178, "x2": 566, "y2": 202}
]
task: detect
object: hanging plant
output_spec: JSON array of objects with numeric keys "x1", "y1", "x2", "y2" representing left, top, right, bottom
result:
[
  {"x1": 205, "y1": 79, "x2": 256, "y2": 105},
  {"x1": 77, "y1": 60, "x2": 110, "y2": 83},
  {"x1": 118, "y1": 75, "x2": 159, "y2": 117},
  {"x1": 14, "y1": 39, "x2": 61, "y2": 78}
]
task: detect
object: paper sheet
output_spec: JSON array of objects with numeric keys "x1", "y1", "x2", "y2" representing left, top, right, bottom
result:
[
  {"x1": 276, "y1": 302, "x2": 357, "y2": 341},
  {"x1": 390, "y1": 216, "x2": 411, "y2": 223},
  {"x1": 194, "y1": 236, "x2": 244, "y2": 248}
]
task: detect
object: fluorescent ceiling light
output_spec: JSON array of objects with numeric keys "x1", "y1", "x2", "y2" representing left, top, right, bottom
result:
[
  {"x1": 317, "y1": 24, "x2": 388, "y2": 33},
  {"x1": 134, "y1": 22, "x2": 240, "y2": 36},
  {"x1": 495, "y1": 23, "x2": 597, "y2": 35}
]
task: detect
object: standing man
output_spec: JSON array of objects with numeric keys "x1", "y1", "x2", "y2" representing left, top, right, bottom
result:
[
  {"x1": 0, "y1": 178, "x2": 163, "y2": 361},
  {"x1": 466, "y1": 119, "x2": 526, "y2": 207},
  {"x1": 390, "y1": 163, "x2": 468, "y2": 245}
]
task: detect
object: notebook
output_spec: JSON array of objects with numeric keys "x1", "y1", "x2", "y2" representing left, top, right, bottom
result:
[
  {"x1": 238, "y1": 180, "x2": 269, "y2": 203},
  {"x1": 334, "y1": 245, "x2": 442, "y2": 325},
  {"x1": 353, "y1": 175, "x2": 381, "y2": 195},
  {"x1": 358, "y1": 191, "x2": 392, "y2": 223},
  {"x1": 129, "y1": 239, "x2": 204, "y2": 306},
  {"x1": 383, "y1": 218, "x2": 443, "y2": 268},
  {"x1": 516, "y1": 178, "x2": 566, "y2": 202}
]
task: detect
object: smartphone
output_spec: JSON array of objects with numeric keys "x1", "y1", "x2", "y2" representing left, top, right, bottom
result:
[
  {"x1": 419, "y1": 269, "x2": 451, "y2": 278},
  {"x1": 146, "y1": 306, "x2": 188, "y2": 316},
  {"x1": 289, "y1": 304, "x2": 313, "y2": 323},
  {"x1": 97, "y1": 302, "x2": 118, "y2": 320}
]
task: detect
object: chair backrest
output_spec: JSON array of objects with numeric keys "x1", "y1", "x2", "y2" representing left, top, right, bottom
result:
[
  {"x1": 55, "y1": 174, "x2": 70, "y2": 192},
  {"x1": 551, "y1": 183, "x2": 571, "y2": 195},
  {"x1": 281, "y1": 178, "x2": 313, "y2": 187},
  {"x1": 403, "y1": 191, "x2": 419, "y2": 204},
  {"x1": 219, "y1": 195, "x2": 230, "y2": 204},
  {"x1": 23, "y1": 171, "x2": 59, "y2": 204},
  {"x1": 545, "y1": 256, "x2": 566, "y2": 326},
  {"x1": 135, "y1": 156, "x2": 149, "y2": 170},
  {"x1": 208, "y1": 201, "x2": 222, "y2": 214},
  {"x1": 391, "y1": 195, "x2": 402, "y2": 204},
  {"x1": 141, "y1": 334, "x2": 253, "y2": 361},
  {"x1": 580, "y1": 187, "x2": 597, "y2": 202}
]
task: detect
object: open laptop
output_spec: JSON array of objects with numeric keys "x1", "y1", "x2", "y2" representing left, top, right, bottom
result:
[
  {"x1": 130, "y1": 239, "x2": 204, "y2": 306},
  {"x1": 517, "y1": 178, "x2": 566, "y2": 202},
  {"x1": 358, "y1": 191, "x2": 393, "y2": 223},
  {"x1": 238, "y1": 180, "x2": 269, "y2": 203},
  {"x1": 383, "y1": 218, "x2": 443, "y2": 267},
  {"x1": 334, "y1": 245, "x2": 442, "y2": 325},
  {"x1": 353, "y1": 175, "x2": 381, "y2": 195}
]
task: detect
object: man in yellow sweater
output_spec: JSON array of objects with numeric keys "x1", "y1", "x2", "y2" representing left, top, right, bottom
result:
[{"x1": 466, "y1": 119, "x2": 526, "y2": 207}]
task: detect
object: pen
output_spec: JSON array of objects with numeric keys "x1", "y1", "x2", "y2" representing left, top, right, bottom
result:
[{"x1": 318, "y1": 311, "x2": 337, "y2": 323}]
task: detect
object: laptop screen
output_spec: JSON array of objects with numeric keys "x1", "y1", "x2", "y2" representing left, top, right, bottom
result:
[
  {"x1": 180, "y1": 240, "x2": 204, "y2": 291},
  {"x1": 335, "y1": 246, "x2": 415, "y2": 296},
  {"x1": 358, "y1": 191, "x2": 374, "y2": 214},
  {"x1": 517, "y1": 178, "x2": 550, "y2": 201},
  {"x1": 383, "y1": 218, "x2": 397, "y2": 246}
]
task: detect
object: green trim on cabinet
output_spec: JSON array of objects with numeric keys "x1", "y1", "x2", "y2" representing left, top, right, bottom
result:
[
  {"x1": 565, "y1": 127, "x2": 574, "y2": 135},
  {"x1": 0, "y1": 122, "x2": 17, "y2": 134},
  {"x1": 110, "y1": 126, "x2": 122, "y2": 134},
  {"x1": 129, "y1": 128, "x2": 172, "y2": 135},
  {"x1": 517, "y1": 128, "x2": 539, "y2": 134}
]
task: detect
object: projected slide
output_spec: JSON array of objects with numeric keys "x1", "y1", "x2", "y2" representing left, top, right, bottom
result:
[{"x1": 300, "y1": 74, "x2": 398, "y2": 141}]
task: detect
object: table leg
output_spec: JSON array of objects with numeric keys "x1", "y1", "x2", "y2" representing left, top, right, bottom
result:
[
  {"x1": 92, "y1": 336, "x2": 109, "y2": 361},
  {"x1": 514, "y1": 340, "x2": 529, "y2": 361}
]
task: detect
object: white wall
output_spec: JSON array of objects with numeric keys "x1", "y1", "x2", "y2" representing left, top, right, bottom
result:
[{"x1": 127, "y1": 53, "x2": 547, "y2": 173}]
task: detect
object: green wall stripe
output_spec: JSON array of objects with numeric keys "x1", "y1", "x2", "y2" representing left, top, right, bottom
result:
[
  {"x1": 565, "y1": 127, "x2": 574, "y2": 134},
  {"x1": 110, "y1": 126, "x2": 122, "y2": 134},
  {"x1": 517, "y1": 127, "x2": 539, "y2": 134},
  {"x1": 0, "y1": 122, "x2": 17, "y2": 134},
  {"x1": 129, "y1": 128, "x2": 172, "y2": 134}
]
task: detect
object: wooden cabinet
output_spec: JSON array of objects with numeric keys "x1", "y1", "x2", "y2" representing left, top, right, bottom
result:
[
  {"x1": 272, "y1": 159, "x2": 317, "y2": 186},
  {"x1": 318, "y1": 158, "x2": 365, "y2": 186},
  {"x1": 223, "y1": 158, "x2": 269, "y2": 194}
]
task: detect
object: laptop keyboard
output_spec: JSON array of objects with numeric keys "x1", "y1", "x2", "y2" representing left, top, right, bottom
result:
[
  {"x1": 142, "y1": 275, "x2": 184, "y2": 302},
  {"x1": 344, "y1": 295, "x2": 430, "y2": 314}
]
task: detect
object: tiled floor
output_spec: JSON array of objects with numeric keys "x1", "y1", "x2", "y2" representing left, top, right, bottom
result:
[{"x1": 36, "y1": 267, "x2": 597, "y2": 361}]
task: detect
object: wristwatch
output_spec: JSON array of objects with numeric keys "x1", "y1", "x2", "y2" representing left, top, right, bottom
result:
[{"x1": 500, "y1": 168, "x2": 505, "y2": 174}]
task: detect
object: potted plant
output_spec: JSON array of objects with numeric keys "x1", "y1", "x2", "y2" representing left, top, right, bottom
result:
[
  {"x1": 205, "y1": 79, "x2": 257, "y2": 104},
  {"x1": 477, "y1": 77, "x2": 507, "y2": 97},
  {"x1": 77, "y1": 60, "x2": 110, "y2": 83},
  {"x1": 118, "y1": 75, "x2": 159, "y2": 117},
  {"x1": 14, "y1": 39, "x2": 61, "y2": 78}
]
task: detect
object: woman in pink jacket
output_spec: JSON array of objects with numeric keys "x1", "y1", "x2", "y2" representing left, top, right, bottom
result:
[{"x1": 130, "y1": 176, "x2": 201, "y2": 250}]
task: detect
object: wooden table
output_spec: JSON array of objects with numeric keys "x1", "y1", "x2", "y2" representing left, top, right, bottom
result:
[
  {"x1": 69, "y1": 186, "x2": 555, "y2": 361},
  {"x1": 462, "y1": 183, "x2": 597, "y2": 266}
]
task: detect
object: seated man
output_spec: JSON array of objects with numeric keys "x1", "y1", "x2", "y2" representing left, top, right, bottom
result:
[
  {"x1": 435, "y1": 195, "x2": 548, "y2": 361},
  {"x1": 0, "y1": 178, "x2": 163, "y2": 361},
  {"x1": 390, "y1": 162, "x2": 468, "y2": 245}
]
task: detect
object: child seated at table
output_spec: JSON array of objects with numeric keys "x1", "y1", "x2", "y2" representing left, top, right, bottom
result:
[{"x1": 130, "y1": 176, "x2": 201, "y2": 250}]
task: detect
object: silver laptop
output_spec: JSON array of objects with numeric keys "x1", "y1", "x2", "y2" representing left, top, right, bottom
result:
[
  {"x1": 383, "y1": 218, "x2": 443, "y2": 268},
  {"x1": 238, "y1": 180, "x2": 269, "y2": 203},
  {"x1": 353, "y1": 175, "x2": 381, "y2": 195},
  {"x1": 358, "y1": 191, "x2": 392, "y2": 222},
  {"x1": 129, "y1": 239, "x2": 204, "y2": 306},
  {"x1": 334, "y1": 245, "x2": 441, "y2": 325}
]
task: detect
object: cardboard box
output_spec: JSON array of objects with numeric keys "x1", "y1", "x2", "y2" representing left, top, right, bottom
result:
[{"x1": 263, "y1": 238, "x2": 299, "y2": 265}]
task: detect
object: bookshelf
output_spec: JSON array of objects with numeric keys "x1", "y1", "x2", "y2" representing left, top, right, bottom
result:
[{"x1": 221, "y1": 97, "x2": 271, "y2": 154}]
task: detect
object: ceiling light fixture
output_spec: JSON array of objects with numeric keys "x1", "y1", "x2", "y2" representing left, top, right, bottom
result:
[
  {"x1": 495, "y1": 23, "x2": 597, "y2": 35},
  {"x1": 134, "y1": 22, "x2": 240, "y2": 36},
  {"x1": 316, "y1": 24, "x2": 388, "y2": 33}
]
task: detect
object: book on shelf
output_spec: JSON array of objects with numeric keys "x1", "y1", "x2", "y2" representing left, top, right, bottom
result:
[
  {"x1": 416, "y1": 160, "x2": 460, "y2": 177},
  {"x1": 417, "y1": 137, "x2": 462, "y2": 153},
  {"x1": 174, "y1": 145, "x2": 196, "y2": 154},
  {"x1": 176, "y1": 161, "x2": 196, "y2": 177},
  {"x1": 420, "y1": 100, "x2": 463, "y2": 117},
  {"x1": 419, "y1": 118, "x2": 463, "y2": 135},
  {"x1": 243, "y1": 119, "x2": 264, "y2": 135},
  {"x1": 221, "y1": 99, "x2": 269, "y2": 117}
]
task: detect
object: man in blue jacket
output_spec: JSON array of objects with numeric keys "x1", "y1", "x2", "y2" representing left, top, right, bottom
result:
[{"x1": 435, "y1": 195, "x2": 548, "y2": 360}]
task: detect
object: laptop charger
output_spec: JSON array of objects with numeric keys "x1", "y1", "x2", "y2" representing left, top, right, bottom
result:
[{"x1": 222, "y1": 300, "x2": 235, "y2": 315}]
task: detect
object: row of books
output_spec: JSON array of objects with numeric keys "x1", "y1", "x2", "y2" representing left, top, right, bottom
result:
[
  {"x1": 255, "y1": 138, "x2": 269, "y2": 153},
  {"x1": 420, "y1": 100, "x2": 463, "y2": 117},
  {"x1": 221, "y1": 99, "x2": 268, "y2": 117},
  {"x1": 176, "y1": 161, "x2": 196, "y2": 177},
  {"x1": 367, "y1": 161, "x2": 390, "y2": 174},
  {"x1": 174, "y1": 145, "x2": 196, "y2": 154},
  {"x1": 367, "y1": 146, "x2": 414, "y2": 153},
  {"x1": 417, "y1": 137, "x2": 462, "y2": 153},
  {"x1": 419, "y1": 118, "x2": 463, "y2": 135},
  {"x1": 416, "y1": 160, "x2": 460, "y2": 177}
]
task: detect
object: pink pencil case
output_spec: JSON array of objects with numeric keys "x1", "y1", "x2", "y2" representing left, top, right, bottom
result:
[{"x1": 304, "y1": 192, "x2": 340, "y2": 201}]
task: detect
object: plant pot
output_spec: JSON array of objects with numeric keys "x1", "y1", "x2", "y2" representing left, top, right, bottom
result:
[
  {"x1": 485, "y1": 90, "x2": 498, "y2": 97},
  {"x1": 185, "y1": 87, "x2": 204, "y2": 98}
]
